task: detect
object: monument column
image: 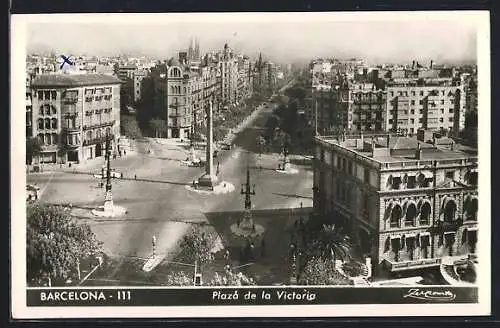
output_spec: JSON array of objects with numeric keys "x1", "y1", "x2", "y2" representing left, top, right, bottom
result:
[{"x1": 198, "y1": 98, "x2": 218, "y2": 188}]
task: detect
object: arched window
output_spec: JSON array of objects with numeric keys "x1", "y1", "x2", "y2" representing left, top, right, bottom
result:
[
  {"x1": 170, "y1": 86, "x2": 175, "y2": 93},
  {"x1": 386, "y1": 175, "x2": 393, "y2": 190},
  {"x1": 95, "y1": 129, "x2": 101, "y2": 139},
  {"x1": 51, "y1": 133, "x2": 57, "y2": 145},
  {"x1": 39, "y1": 106, "x2": 44, "y2": 116},
  {"x1": 464, "y1": 197, "x2": 478, "y2": 221},
  {"x1": 405, "y1": 203, "x2": 417, "y2": 226},
  {"x1": 443, "y1": 199, "x2": 457, "y2": 223},
  {"x1": 45, "y1": 133, "x2": 51, "y2": 145},
  {"x1": 51, "y1": 105, "x2": 56, "y2": 115},
  {"x1": 45, "y1": 118, "x2": 51, "y2": 129},
  {"x1": 419, "y1": 202, "x2": 432, "y2": 225},
  {"x1": 390, "y1": 204, "x2": 402, "y2": 228},
  {"x1": 51, "y1": 118, "x2": 57, "y2": 129},
  {"x1": 38, "y1": 134, "x2": 44, "y2": 145},
  {"x1": 105, "y1": 127, "x2": 111, "y2": 136},
  {"x1": 45, "y1": 105, "x2": 51, "y2": 115},
  {"x1": 38, "y1": 118, "x2": 44, "y2": 130},
  {"x1": 86, "y1": 131, "x2": 92, "y2": 141},
  {"x1": 465, "y1": 170, "x2": 478, "y2": 185}
]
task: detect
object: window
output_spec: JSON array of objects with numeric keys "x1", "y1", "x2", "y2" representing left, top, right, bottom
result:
[
  {"x1": 38, "y1": 91, "x2": 43, "y2": 99},
  {"x1": 51, "y1": 106, "x2": 56, "y2": 115},
  {"x1": 464, "y1": 197, "x2": 478, "y2": 221},
  {"x1": 44, "y1": 118, "x2": 51, "y2": 129},
  {"x1": 44, "y1": 105, "x2": 51, "y2": 116},
  {"x1": 410, "y1": 109, "x2": 415, "y2": 114},
  {"x1": 446, "y1": 170, "x2": 455, "y2": 180},
  {"x1": 441, "y1": 100, "x2": 445, "y2": 105},
  {"x1": 419, "y1": 100, "x2": 423, "y2": 105},
  {"x1": 51, "y1": 118, "x2": 57, "y2": 129},
  {"x1": 449, "y1": 117, "x2": 453, "y2": 122},
  {"x1": 38, "y1": 133, "x2": 44, "y2": 145},
  {"x1": 439, "y1": 118, "x2": 444, "y2": 123},
  {"x1": 441, "y1": 108, "x2": 445, "y2": 114},
  {"x1": 444, "y1": 200, "x2": 457, "y2": 223},
  {"x1": 420, "y1": 91, "x2": 424, "y2": 96},
  {"x1": 51, "y1": 91, "x2": 57, "y2": 100},
  {"x1": 419, "y1": 109, "x2": 423, "y2": 114},
  {"x1": 405, "y1": 203, "x2": 417, "y2": 226},
  {"x1": 419, "y1": 118, "x2": 423, "y2": 123},
  {"x1": 411, "y1": 91, "x2": 416, "y2": 96},
  {"x1": 392, "y1": 177, "x2": 402, "y2": 189},
  {"x1": 389, "y1": 119, "x2": 393, "y2": 124},
  {"x1": 348, "y1": 161, "x2": 353, "y2": 175},
  {"x1": 404, "y1": 110, "x2": 408, "y2": 114},
  {"x1": 51, "y1": 133, "x2": 57, "y2": 144},
  {"x1": 38, "y1": 119, "x2": 43, "y2": 130},
  {"x1": 407, "y1": 175, "x2": 416, "y2": 188},
  {"x1": 44, "y1": 91, "x2": 50, "y2": 100},
  {"x1": 419, "y1": 202, "x2": 431, "y2": 225},
  {"x1": 45, "y1": 133, "x2": 51, "y2": 145},
  {"x1": 450, "y1": 99, "x2": 454, "y2": 104},
  {"x1": 390, "y1": 205, "x2": 402, "y2": 228},
  {"x1": 39, "y1": 106, "x2": 44, "y2": 116}
]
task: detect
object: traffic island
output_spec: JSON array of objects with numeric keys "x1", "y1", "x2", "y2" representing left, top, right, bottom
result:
[{"x1": 186, "y1": 180, "x2": 235, "y2": 195}]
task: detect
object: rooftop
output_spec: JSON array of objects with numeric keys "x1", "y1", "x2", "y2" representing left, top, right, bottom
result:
[
  {"x1": 316, "y1": 133, "x2": 477, "y2": 164},
  {"x1": 31, "y1": 74, "x2": 123, "y2": 87}
]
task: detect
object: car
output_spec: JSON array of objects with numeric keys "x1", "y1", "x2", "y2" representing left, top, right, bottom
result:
[{"x1": 219, "y1": 143, "x2": 231, "y2": 150}]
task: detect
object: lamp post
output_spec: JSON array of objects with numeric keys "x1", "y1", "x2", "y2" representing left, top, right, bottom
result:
[{"x1": 241, "y1": 164, "x2": 256, "y2": 211}]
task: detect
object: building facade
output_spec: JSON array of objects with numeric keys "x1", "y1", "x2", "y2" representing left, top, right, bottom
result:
[
  {"x1": 30, "y1": 74, "x2": 122, "y2": 163},
  {"x1": 149, "y1": 57, "x2": 219, "y2": 139},
  {"x1": 385, "y1": 78, "x2": 466, "y2": 137},
  {"x1": 219, "y1": 43, "x2": 239, "y2": 106},
  {"x1": 312, "y1": 131, "x2": 478, "y2": 277}
]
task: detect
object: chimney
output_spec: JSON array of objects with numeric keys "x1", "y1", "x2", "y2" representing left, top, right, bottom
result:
[{"x1": 416, "y1": 142, "x2": 422, "y2": 160}]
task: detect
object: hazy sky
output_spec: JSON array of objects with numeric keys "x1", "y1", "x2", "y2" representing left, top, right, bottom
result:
[{"x1": 25, "y1": 13, "x2": 478, "y2": 65}]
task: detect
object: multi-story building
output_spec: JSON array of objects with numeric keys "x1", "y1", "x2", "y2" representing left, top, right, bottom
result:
[
  {"x1": 312, "y1": 130, "x2": 478, "y2": 278},
  {"x1": 219, "y1": 43, "x2": 238, "y2": 106},
  {"x1": 30, "y1": 74, "x2": 122, "y2": 163},
  {"x1": 385, "y1": 77, "x2": 466, "y2": 137},
  {"x1": 309, "y1": 79, "x2": 387, "y2": 135},
  {"x1": 133, "y1": 69, "x2": 148, "y2": 102},
  {"x1": 148, "y1": 55, "x2": 219, "y2": 139}
]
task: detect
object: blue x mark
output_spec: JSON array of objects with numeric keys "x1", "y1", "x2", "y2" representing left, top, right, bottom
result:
[{"x1": 60, "y1": 55, "x2": 73, "y2": 69}]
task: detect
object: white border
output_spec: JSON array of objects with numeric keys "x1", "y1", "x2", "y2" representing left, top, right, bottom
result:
[{"x1": 11, "y1": 11, "x2": 491, "y2": 319}]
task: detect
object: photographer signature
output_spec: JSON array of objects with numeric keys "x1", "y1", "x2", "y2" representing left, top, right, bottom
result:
[{"x1": 403, "y1": 288, "x2": 456, "y2": 301}]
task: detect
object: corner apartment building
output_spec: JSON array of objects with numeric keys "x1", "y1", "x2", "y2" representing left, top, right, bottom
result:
[
  {"x1": 149, "y1": 57, "x2": 219, "y2": 139},
  {"x1": 385, "y1": 77, "x2": 466, "y2": 137},
  {"x1": 312, "y1": 130, "x2": 478, "y2": 277},
  {"x1": 219, "y1": 43, "x2": 239, "y2": 106},
  {"x1": 309, "y1": 79, "x2": 387, "y2": 135},
  {"x1": 30, "y1": 74, "x2": 122, "y2": 163},
  {"x1": 133, "y1": 69, "x2": 148, "y2": 102}
]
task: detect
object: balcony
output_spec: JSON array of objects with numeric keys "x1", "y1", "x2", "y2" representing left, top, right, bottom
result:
[
  {"x1": 431, "y1": 219, "x2": 463, "y2": 233},
  {"x1": 83, "y1": 120, "x2": 116, "y2": 130},
  {"x1": 83, "y1": 135, "x2": 114, "y2": 146},
  {"x1": 383, "y1": 257, "x2": 441, "y2": 272},
  {"x1": 63, "y1": 126, "x2": 81, "y2": 133},
  {"x1": 63, "y1": 97, "x2": 78, "y2": 104}
]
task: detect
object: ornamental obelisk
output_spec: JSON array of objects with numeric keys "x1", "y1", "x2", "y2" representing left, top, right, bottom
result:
[{"x1": 198, "y1": 98, "x2": 218, "y2": 188}]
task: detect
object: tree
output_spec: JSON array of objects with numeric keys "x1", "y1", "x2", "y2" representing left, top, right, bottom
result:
[
  {"x1": 207, "y1": 271, "x2": 256, "y2": 286},
  {"x1": 26, "y1": 137, "x2": 42, "y2": 165},
  {"x1": 305, "y1": 224, "x2": 352, "y2": 268},
  {"x1": 27, "y1": 204, "x2": 103, "y2": 286},
  {"x1": 298, "y1": 257, "x2": 351, "y2": 285},
  {"x1": 121, "y1": 115, "x2": 142, "y2": 139},
  {"x1": 149, "y1": 118, "x2": 167, "y2": 138},
  {"x1": 179, "y1": 226, "x2": 219, "y2": 266},
  {"x1": 163, "y1": 271, "x2": 194, "y2": 286}
]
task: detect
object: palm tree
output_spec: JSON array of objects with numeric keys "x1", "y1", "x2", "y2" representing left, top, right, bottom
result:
[{"x1": 307, "y1": 224, "x2": 352, "y2": 268}]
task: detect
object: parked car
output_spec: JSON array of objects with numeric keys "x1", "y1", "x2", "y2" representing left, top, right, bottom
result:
[{"x1": 219, "y1": 143, "x2": 231, "y2": 150}]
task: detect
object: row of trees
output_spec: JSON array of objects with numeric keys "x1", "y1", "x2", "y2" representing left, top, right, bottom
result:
[{"x1": 27, "y1": 204, "x2": 104, "y2": 286}]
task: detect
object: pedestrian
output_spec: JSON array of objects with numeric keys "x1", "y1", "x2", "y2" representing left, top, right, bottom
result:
[
  {"x1": 249, "y1": 242, "x2": 255, "y2": 261},
  {"x1": 124, "y1": 150, "x2": 126, "y2": 156},
  {"x1": 134, "y1": 174, "x2": 137, "y2": 180}
]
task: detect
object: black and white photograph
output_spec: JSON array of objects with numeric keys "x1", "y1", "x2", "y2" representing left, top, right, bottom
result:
[{"x1": 11, "y1": 11, "x2": 491, "y2": 318}]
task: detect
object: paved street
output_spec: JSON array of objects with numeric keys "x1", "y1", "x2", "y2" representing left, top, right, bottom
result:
[{"x1": 28, "y1": 97, "x2": 313, "y2": 285}]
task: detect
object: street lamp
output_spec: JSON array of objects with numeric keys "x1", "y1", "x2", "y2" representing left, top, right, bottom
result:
[{"x1": 241, "y1": 164, "x2": 256, "y2": 211}]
